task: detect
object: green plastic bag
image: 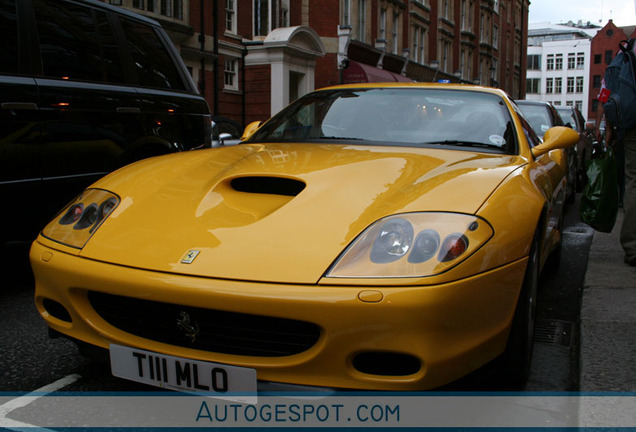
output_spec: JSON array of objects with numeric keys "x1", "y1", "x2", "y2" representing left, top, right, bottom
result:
[{"x1": 579, "y1": 147, "x2": 620, "y2": 233}]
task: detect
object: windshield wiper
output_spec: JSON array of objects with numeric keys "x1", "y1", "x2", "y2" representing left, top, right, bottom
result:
[
  {"x1": 423, "y1": 140, "x2": 503, "y2": 149},
  {"x1": 319, "y1": 136, "x2": 363, "y2": 140}
]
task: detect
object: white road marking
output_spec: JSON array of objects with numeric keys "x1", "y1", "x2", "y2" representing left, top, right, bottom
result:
[{"x1": 0, "y1": 374, "x2": 81, "y2": 429}]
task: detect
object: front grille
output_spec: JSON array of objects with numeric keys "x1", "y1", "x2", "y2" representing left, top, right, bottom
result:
[{"x1": 88, "y1": 291, "x2": 321, "y2": 357}]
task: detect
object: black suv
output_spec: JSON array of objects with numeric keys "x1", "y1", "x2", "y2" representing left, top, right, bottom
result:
[{"x1": 1, "y1": 0, "x2": 211, "y2": 245}]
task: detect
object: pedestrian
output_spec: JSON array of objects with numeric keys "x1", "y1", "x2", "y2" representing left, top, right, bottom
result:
[{"x1": 596, "y1": 40, "x2": 636, "y2": 267}]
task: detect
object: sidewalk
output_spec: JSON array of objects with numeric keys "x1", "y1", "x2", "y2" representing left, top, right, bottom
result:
[{"x1": 580, "y1": 209, "x2": 636, "y2": 391}]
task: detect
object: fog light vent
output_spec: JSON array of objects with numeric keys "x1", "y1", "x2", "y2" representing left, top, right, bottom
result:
[
  {"x1": 353, "y1": 352, "x2": 421, "y2": 376},
  {"x1": 43, "y1": 298, "x2": 72, "y2": 322}
]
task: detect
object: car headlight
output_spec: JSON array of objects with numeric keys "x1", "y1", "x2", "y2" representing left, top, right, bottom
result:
[
  {"x1": 326, "y1": 213, "x2": 493, "y2": 278},
  {"x1": 41, "y1": 189, "x2": 120, "y2": 249}
]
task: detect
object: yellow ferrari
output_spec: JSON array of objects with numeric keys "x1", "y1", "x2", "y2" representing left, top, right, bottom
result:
[{"x1": 31, "y1": 84, "x2": 578, "y2": 393}]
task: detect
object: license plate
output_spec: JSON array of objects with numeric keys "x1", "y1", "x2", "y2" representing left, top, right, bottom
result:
[{"x1": 110, "y1": 344, "x2": 257, "y2": 399}]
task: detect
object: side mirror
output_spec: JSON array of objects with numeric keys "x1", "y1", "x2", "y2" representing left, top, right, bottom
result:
[
  {"x1": 241, "y1": 121, "x2": 263, "y2": 142},
  {"x1": 219, "y1": 132, "x2": 232, "y2": 146},
  {"x1": 531, "y1": 126, "x2": 580, "y2": 158}
]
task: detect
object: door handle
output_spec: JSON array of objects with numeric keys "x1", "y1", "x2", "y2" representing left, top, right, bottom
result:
[
  {"x1": 116, "y1": 107, "x2": 141, "y2": 113},
  {"x1": 2, "y1": 102, "x2": 38, "y2": 110}
]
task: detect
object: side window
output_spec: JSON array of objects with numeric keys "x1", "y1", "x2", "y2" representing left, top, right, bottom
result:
[
  {"x1": 0, "y1": 0, "x2": 18, "y2": 74},
  {"x1": 518, "y1": 114, "x2": 541, "y2": 148},
  {"x1": 119, "y1": 18, "x2": 186, "y2": 90},
  {"x1": 33, "y1": 0, "x2": 125, "y2": 83}
]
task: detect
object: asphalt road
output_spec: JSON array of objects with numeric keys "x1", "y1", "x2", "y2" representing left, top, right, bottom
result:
[{"x1": 0, "y1": 198, "x2": 594, "y2": 394}]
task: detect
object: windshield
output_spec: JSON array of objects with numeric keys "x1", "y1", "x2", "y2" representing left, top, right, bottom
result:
[{"x1": 248, "y1": 88, "x2": 517, "y2": 154}]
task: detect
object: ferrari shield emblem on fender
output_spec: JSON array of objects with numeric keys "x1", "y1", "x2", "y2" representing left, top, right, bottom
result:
[{"x1": 181, "y1": 249, "x2": 200, "y2": 264}]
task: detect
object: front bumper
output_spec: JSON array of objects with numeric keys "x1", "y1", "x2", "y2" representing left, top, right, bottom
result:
[{"x1": 31, "y1": 239, "x2": 527, "y2": 391}]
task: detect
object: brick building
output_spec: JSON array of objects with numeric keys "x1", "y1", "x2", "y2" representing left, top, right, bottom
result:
[
  {"x1": 109, "y1": 0, "x2": 530, "y2": 129},
  {"x1": 588, "y1": 20, "x2": 636, "y2": 122}
]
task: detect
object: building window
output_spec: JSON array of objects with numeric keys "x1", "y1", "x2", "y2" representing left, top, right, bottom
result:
[
  {"x1": 441, "y1": 0, "x2": 451, "y2": 20},
  {"x1": 546, "y1": 54, "x2": 554, "y2": 70},
  {"x1": 133, "y1": 0, "x2": 144, "y2": 9},
  {"x1": 594, "y1": 54, "x2": 601, "y2": 64},
  {"x1": 356, "y1": 0, "x2": 368, "y2": 42},
  {"x1": 576, "y1": 52, "x2": 585, "y2": 69},
  {"x1": 576, "y1": 76, "x2": 584, "y2": 93},
  {"x1": 555, "y1": 77, "x2": 562, "y2": 93},
  {"x1": 546, "y1": 78, "x2": 553, "y2": 93},
  {"x1": 254, "y1": 0, "x2": 269, "y2": 37},
  {"x1": 526, "y1": 78, "x2": 540, "y2": 94},
  {"x1": 567, "y1": 53, "x2": 575, "y2": 69},
  {"x1": 493, "y1": 24, "x2": 498, "y2": 48},
  {"x1": 555, "y1": 54, "x2": 563, "y2": 70},
  {"x1": 412, "y1": 25, "x2": 425, "y2": 64},
  {"x1": 146, "y1": 0, "x2": 156, "y2": 12},
  {"x1": 593, "y1": 75, "x2": 601, "y2": 88},
  {"x1": 226, "y1": 0, "x2": 236, "y2": 33},
  {"x1": 575, "y1": 100, "x2": 582, "y2": 111},
  {"x1": 224, "y1": 58, "x2": 238, "y2": 90},
  {"x1": 379, "y1": 8, "x2": 386, "y2": 40},
  {"x1": 527, "y1": 54, "x2": 540, "y2": 70},
  {"x1": 392, "y1": 13, "x2": 399, "y2": 54},
  {"x1": 342, "y1": 0, "x2": 351, "y2": 26},
  {"x1": 605, "y1": 50, "x2": 613, "y2": 64},
  {"x1": 567, "y1": 77, "x2": 574, "y2": 93}
]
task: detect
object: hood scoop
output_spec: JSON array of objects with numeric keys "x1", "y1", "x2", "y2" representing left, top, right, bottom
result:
[
  {"x1": 230, "y1": 176, "x2": 306, "y2": 197},
  {"x1": 197, "y1": 176, "x2": 306, "y2": 226}
]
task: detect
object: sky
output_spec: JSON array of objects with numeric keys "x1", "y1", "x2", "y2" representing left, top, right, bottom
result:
[{"x1": 528, "y1": 0, "x2": 636, "y2": 27}]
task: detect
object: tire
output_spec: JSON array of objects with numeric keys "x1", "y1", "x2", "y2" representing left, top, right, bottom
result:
[{"x1": 501, "y1": 229, "x2": 540, "y2": 387}]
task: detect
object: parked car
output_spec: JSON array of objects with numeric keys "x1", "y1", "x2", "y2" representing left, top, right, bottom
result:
[
  {"x1": 0, "y1": 0, "x2": 211, "y2": 246},
  {"x1": 31, "y1": 84, "x2": 578, "y2": 393},
  {"x1": 556, "y1": 106, "x2": 594, "y2": 191},
  {"x1": 516, "y1": 100, "x2": 576, "y2": 202}
]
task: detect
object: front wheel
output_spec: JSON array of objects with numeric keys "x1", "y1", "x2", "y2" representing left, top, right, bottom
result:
[{"x1": 500, "y1": 230, "x2": 540, "y2": 387}]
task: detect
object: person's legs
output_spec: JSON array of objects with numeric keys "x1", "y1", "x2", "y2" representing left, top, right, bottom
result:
[{"x1": 620, "y1": 128, "x2": 636, "y2": 264}]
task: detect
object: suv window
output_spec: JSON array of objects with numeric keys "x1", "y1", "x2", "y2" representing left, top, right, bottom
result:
[
  {"x1": 120, "y1": 17, "x2": 186, "y2": 90},
  {"x1": 34, "y1": 0, "x2": 126, "y2": 83},
  {"x1": 0, "y1": 0, "x2": 18, "y2": 74}
]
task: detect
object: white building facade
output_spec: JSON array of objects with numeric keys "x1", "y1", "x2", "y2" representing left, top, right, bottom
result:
[{"x1": 525, "y1": 22, "x2": 599, "y2": 116}]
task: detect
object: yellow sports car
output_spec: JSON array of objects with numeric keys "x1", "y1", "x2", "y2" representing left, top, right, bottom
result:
[{"x1": 31, "y1": 84, "x2": 578, "y2": 393}]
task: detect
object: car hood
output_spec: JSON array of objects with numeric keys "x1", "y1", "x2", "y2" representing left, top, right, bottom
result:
[{"x1": 81, "y1": 143, "x2": 523, "y2": 284}]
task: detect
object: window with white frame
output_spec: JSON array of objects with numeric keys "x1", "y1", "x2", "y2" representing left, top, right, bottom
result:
[
  {"x1": 224, "y1": 58, "x2": 238, "y2": 90},
  {"x1": 546, "y1": 54, "x2": 554, "y2": 70},
  {"x1": 254, "y1": 0, "x2": 269, "y2": 37},
  {"x1": 576, "y1": 76, "x2": 584, "y2": 93},
  {"x1": 567, "y1": 53, "x2": 576, "y2": 69},
  {"x1": 555, "y1": 77, "x2": 562, "y2": 93},
  {"x1": 546, "y1": 78, "x2": 553, "y2": 93},
  {"x1": 567, "y1": 77, "x2": 574, "y2": 93},
  {"x1": 226, "y1": 0, "x2": 236, "y2": 33},
  {"x1": 555, "y1": 54, "x2": 563, "y2": 70},
  {"x1": 576, "y1": 52, "x2": 585, "y2": 69}
]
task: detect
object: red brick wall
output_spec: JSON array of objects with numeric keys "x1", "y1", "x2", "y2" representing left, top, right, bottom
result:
[
  {"x1": 315, "y1": 53, "x2": 341, "y2": 89},
  {"x1": 589, "y1": 21, "x2": 628, "y2": 120},
  {"x1": 244, "y1": 65, "x2": 272, "y2": 124}
]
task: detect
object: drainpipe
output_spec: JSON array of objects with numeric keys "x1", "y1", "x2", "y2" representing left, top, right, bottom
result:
[
  {"x1": 199, "y1": 0, "x2": 205, "y2": 95},
  {"x1": 213, "y1": 0, "x2": 219, "y2": 116}
]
